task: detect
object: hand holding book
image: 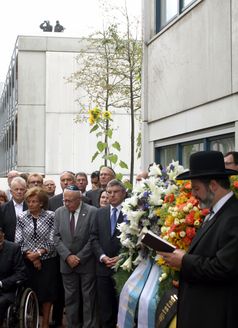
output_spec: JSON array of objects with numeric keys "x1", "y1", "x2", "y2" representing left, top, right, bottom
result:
[{"x1": 141, "y1": 230, "x2": 176, "y2": 253}]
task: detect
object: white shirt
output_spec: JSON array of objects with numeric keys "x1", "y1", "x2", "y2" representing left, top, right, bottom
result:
[
  {"x1": 206, "y1": 191, "x2": 234, "y2": 223},
  {"x1": 13, "y1": 200, "x2": 24, "y2": 218},
  {"x1": 71, "y1": 203, "x2": 82, "y2": 229}
]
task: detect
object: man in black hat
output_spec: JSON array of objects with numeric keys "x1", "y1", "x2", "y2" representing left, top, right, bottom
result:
[{"x1": 159, "y1": 150, "x2": 238, "y2": 328}]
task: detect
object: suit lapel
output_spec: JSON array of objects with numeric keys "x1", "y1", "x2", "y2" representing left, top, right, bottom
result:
[
  {"x1": 75, "y1": 203, "x2": 88, "y2": 234},
  {"x1": 188, "y1": 195, "x2": 236, "y2": 253}
]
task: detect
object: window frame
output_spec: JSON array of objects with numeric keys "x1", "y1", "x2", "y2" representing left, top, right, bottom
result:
[{"x1": 156, "y1": 0, "x2": 198, "y2": 33}]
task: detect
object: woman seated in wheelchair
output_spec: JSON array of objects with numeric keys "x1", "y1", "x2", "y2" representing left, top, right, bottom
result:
[
  {"x1": 15, "y1": 187, "x2": 58, "y2": 328},
  {"x1": 0, "y1": 227, "x2": 27, "y2": 325}
]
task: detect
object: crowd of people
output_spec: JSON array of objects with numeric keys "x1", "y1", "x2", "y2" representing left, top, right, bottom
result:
[
  {"x1": 0, "y1": 150, "x2": 238, "y2": 328},
  {"x1": 0, "y1": 166, "x2": 133, "y2": 328}
]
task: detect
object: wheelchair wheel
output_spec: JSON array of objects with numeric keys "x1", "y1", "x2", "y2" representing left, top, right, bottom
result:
[
  {"x1": 6, "y1": 304, "x2": 18, "y2": 328},
  {"x1": 19, "y1": 288, "x2": 39, "y2": 328}
]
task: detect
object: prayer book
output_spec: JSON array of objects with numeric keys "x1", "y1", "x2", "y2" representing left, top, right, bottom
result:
[{"x1": 141, "y1": 231, "x2": 176, "y2": 253}]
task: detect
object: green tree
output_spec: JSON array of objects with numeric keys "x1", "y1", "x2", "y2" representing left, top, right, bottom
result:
[{"x1": 68, "y1": 3, "x2": 142, "y2": 184}]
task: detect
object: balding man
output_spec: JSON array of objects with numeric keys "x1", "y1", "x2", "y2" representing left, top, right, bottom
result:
[
  {"x1": 5, "y1": 170, "x2": 20, "y2": 201},
  {"x1": 54, "y1": 185, "x2": 98, "y2": 328},
  {"x1": 43, "y1": 179, "x2": 56, "y2": 198},
  {"x1": 135, "y1": 169, "x2": 148, "y2": 183},
  {"x1": 0, "y1": 177, "x2": 27, "y2": 241},
  {"x1": 48, "y1": 171, "x2": 76, "y2": 211}
]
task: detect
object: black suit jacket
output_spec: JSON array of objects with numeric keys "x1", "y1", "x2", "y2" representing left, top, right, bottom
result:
[
  {"x1": 48, "y1": 192, "x2": 91, "y2": 212},
  {"x1": 0, "y1": 200, "x2": 27, "y2": 242},
  {"x1": 86, "y1": 189, "x2": 102, "y2": 208},
  {"x1": 177, "y1": 195, "x2": 238, "y2": 328},
  {"x1": 91, "y1": 205, "x2": 124, "y2": 276},
  {"x1": 0, "y1": 240, "x2": 27, "y2": 292}
]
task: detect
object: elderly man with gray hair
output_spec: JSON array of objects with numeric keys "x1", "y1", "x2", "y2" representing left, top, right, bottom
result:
[
  {"x1": 0, "y1": 177, "x2": 27, "y2": 242},
  {"x1": 54, "y1": 184, "x2": 98, "y2": 328}
]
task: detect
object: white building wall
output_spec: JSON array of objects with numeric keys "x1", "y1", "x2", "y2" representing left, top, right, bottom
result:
[
  {"x1": 0, "y1": 35, "x2": 140, "y2": 178},
  {"x1": 142, "y1": 0, "x2": 238, "y2": 167}
]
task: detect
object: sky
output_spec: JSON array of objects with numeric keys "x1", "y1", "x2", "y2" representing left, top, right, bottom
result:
[{"x1": 0, "y1": 0, "x2": 141, "y2": 84}]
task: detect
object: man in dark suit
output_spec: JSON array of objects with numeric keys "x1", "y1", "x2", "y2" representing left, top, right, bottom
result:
[
  {"x1": 54, "y1": 185, "x2": 98, "y2": 328},
  {"x1": 91, "y1": 179, "x2": 127, "y2": 328},
  {"x1": 86, "y1": 166, "x2": 116, "y2": 207},
  {"x1": 0, "y1": 227, "x2": 27, "y2": 325},
  {"x1": 159, "y1": 151, "x2": 238, "y2": 328},
  {"x1": 0, "y1": 177, "x2": 27, "y2": 242},
  {"x1": 49, "y1": 171, "x2": 90, "y2": 212}
]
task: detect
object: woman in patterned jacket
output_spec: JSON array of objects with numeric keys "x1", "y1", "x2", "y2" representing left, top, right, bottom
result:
[{"x1": 15, "y1": 187, "x2": 57, "y2": 328}]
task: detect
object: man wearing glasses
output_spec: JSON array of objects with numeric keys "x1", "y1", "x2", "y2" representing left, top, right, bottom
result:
[{"x1": 224, "y1": 151, "x2": 238, "y2": 170}]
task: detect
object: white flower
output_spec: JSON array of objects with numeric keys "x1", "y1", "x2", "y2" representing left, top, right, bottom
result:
[
  {"x1": 167, "y1": 160, "x2": 185, "y2": 181},
  {"x1": 132, "y1": 253, "x2": 144, "y2": 266},
  {"x1": 165, "y1": 183, "x2": 178, "y2": 194},
  {"x1": 127, "y1": 210, "x2": 146, "y2": 222},
  {"x1": 148, "y1": 187, "x2": 163, "y2": 206},
  {"x1": 133, "y1": 182, "x2": 146, "y2": 194},
  {"x1": 179, "y1": 231, "x2": 186, "y2": 238},
  {"x1": 161, "y1": 226, "x2": 169, "y2": 233},
  {"x1": 148, "y1": 163, "x2": 162, "y2": 177},
  {"x1": 183, "y1": 206, "x2": 189, "y2": 213},
  {"x1": 169, "y1": 231, "x2": 176, "y2": 238},
  {"x1": 194, "y1": 220, "x2": 200, "y2": 226},
  {"x1": 121, "y1": 238, "x2": 135, "y2": 249},
  {"x1": 174, "y1": 218, "x2": 180, "y2": 225},
  {"x1": 120, "y1": 256, "x2": 133, "y2": 272},
  {"x1": 159, "y1": 272, "x2": 167, "y2": 282}
]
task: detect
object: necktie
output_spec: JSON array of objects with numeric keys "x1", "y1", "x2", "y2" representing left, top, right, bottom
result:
[
  {"x1": 202, "y1": 209, "x2": 214, "y2": 227},
  {"x1": 70, "y1": 212, "x2": 75, "y2": 236},
  {"x1": 111, "y1": 208, "x2": 118, "y2": 236}
]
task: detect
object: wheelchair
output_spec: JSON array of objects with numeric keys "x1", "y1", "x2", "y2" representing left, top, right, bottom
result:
[{"x1": 5, "y1": 284, "x2": 39, "y2": 328}]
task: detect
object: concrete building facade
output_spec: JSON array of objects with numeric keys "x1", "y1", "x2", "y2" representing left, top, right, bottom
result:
[
  {"x1": 0, "y1": 35, "x2": 140, "y2": 180},
  {"x1": 142, "y1": 0, "x2": 238, "y2": 169}
]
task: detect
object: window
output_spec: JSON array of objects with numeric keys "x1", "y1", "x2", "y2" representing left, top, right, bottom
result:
[
  {"x1": 182, "y1": 141, "x2": 204, "y2": 168},
  {"x1": 209, "y1": 136, "x2": 234, "y2": 154},
  {"x1": 156, "y1": 144, "x2": 177, "y2": 168},
  {"x1": 155, "y1": 134, "x2": 235, "y2": 168},
  {"x1": 156, "y1": 0, "x2": 196, "y2": 33}
]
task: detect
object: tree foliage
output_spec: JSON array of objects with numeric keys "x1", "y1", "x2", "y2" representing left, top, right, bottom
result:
[{"x1": 68, "y1": 1, "x2": 142, "y2": 184}]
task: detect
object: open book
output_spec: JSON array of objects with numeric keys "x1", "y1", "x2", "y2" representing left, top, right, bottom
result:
[{"x1": 141, "y1": 230, "x2": 176, "y2": 253}]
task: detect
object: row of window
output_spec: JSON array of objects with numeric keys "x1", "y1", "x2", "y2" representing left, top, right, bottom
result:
[
  {"x1": 155, "y1": 134, "x2": 235, "y2": 169},
  {"x1": 156, "y1": 0, "x2": 196, "y2": 33}
]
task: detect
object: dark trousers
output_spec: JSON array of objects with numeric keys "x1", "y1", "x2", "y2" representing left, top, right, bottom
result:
[
  {"x1": 0, "y1": 292, "x2": 14, "y2": 324},
  {"x1": 51, "y1": 255, "x2": 65, "y2": 325},
  {"x1": 97, "y1": 275, "x2": 118, "y2": 328}
]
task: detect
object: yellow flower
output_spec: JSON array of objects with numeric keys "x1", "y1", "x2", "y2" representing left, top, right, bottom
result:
[
  {"x1": 102, "y1": 111, "x2": 111, "y2": 120},
  {"x1": 88, "y1": 113, "x2": 95, "y2": 125},
  {"x1": 155, "y1": 208, "x2": 161, "y2": 216},
  {"x1": 157, "y1": 256, "x2": 165, "y2": 266},
  {"x1": 89, "y1": 107, "x2": 101, "y2": 120}
]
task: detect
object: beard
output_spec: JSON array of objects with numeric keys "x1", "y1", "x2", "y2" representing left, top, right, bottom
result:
[{"x1": 199, "y1": 188, "x2": 215, "y2": 209}]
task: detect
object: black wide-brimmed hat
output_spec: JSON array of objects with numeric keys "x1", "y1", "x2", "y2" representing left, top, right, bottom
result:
[{"x1": 176, "y1": 151, "x2": 238, "y2": 180}]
